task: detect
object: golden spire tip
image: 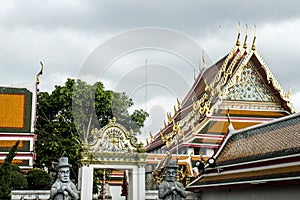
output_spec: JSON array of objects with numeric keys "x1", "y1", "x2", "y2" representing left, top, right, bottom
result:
[
  {"x1": 243, "y1": 24, "x2": 248, "y2": 49},
  {"x1": 251, "y1": 24, "x2": 257, "y2": 50},
  {"x1": 236, "y1": 21, "x2": 241, "y2": 46},
  {"x1": 36, "y1": 61, "x2": 44, "y2": 84},
  {"x1": 176, "y1": 98, "x2": 181, "y2": 110}
]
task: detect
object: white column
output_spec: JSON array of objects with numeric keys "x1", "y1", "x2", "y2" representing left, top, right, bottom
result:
[
  {"x1": 133, "y1": 167, "x2": 139, "y2": 200},
  {"x1": 129, "y1": 166, "x2": 146, "y2": 200},
  {"x1": 79, "y1": 165, "x2": 94, "y2": 200},
  {"x1": 138, "y1": 166, "x2": 146, "y2": 200},
  {"x1": 128, "y1": 169, "x2": 135, "y2": 200}
]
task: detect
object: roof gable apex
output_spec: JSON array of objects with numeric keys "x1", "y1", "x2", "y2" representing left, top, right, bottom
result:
[
  {"x1": 224, "y1": 59, "x2": 277, "y2": 102},
  {"x1": 215, "y1": 50, "x2": 295, "y2": 114}
]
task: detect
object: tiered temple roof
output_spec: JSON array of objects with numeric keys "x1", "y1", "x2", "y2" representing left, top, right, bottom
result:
[{"x1": 146, "y1": 26, "x2": 296, "y2": 178}]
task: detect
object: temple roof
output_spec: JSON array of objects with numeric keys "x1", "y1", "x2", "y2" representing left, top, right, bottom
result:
[
  {"x1": 187, "y1": 112, "x2": 300, "y2": 189},
  {"x1": 146, "y1": 29, "x2": 295, "y2": 152},
  {"x1": 216, "y1": 113, "x2": 300, "y2": 166}
]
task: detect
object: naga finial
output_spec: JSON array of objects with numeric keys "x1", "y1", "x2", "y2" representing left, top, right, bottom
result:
[
  {"x1": 243, "y1": 24, "x2": 248, "y2": 49},
  {"x1": 150, "y1": 131, "x2": 153, "y2": 142},
  {"x1": 167, "y1": 112, "x2": 172, "y2": 123},
  {"x1": 36, "y1": 61, "x2": 44, "y2": 84},
  {"x1": 251, "y1": 24, "x2": 257, "y2": 50},
  {"x1": 172, "y1": 119, "x2": 179, "y2": 133},
  {"x1": 174, "y1": 105, "x2": 177, "y2": 115},
  {"x1": 236, "y1": 21, "x2": 241, "y2": 46},
  {"x1": 176, "y1": 98, "x2": 181, "y2": 110},
  {"x1": 285, "y1": 87, "x2": 292, "y2": 100}
]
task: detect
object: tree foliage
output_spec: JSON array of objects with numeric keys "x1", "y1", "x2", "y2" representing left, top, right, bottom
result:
[
  {"x1": 35, "y1": 79, "x2": 148, "y2": 176},
  {"x1": 26, "y1": 168, "x2": 51, "y2": 190},
  {"x1": 0, "y1": 141, "x2": 27, "y2": 200}
]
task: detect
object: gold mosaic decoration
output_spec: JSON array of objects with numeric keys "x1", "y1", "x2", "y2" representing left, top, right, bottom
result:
[
  {"x1": 0, "y1": 140, "x2": 24, "y2": 148},
  {"x1": 0, "y1": 94, "x2": 25, "y2": 128},
  {"x1": 0, "y1": 159, "x2": 24, "y2": 164},
  {"x1": 227, "y1": 63, "x2": 276, "y2": 101}
]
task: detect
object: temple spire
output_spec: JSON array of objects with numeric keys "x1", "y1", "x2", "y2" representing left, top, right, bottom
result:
[
  {"x1": 235, "y1": 22, "x2": 241, "y2": 46},
  {"x1": 36, "y1": 61, "x2": 44, "y2": 84},
  {"x1": 243, "y1": 24, "x2": 248, "y2": 49},
  {"x1": 251, "y1": 25, "x2": 257, "y2": 50}
]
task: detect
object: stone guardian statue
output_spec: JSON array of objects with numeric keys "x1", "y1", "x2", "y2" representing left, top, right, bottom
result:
[
  {"x1": 50, "y1": 157, "x2": 79, "y2": 200},
  {"x1": 158, "y1": 160, "x2": 187, "y2": 200}
]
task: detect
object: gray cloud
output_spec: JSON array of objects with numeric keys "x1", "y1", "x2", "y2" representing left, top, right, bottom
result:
[{"x1": 1, "y1": 0, "x2": 299, "y2": 134}]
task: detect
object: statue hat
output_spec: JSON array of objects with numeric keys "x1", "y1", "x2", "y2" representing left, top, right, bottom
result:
[
  {"x1": 166, "y1": 159, "x2": 178, "y2": 168},
  {"x1": 57, "y1": 157, "x2": 72, "y2": 168}
]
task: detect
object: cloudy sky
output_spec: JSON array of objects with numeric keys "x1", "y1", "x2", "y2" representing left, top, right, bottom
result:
[{"x1": 1, "y1": 0, "x2": 300, "y2": 137}]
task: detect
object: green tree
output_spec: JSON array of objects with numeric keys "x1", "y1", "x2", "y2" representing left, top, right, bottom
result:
[
  {"x1": 35, "y1": 79, "x2": 148, "y2": 176},
  {"x1": 26, "y1": 168, "x2": 51, "y2": 189},
  {"x1": 0, "y1": 141, "x2": 27, "y2": 200}
]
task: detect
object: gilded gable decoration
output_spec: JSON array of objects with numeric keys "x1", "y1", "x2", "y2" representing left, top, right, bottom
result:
[
  {"x1": 227, "y1": 63, "x2": 276, "y2": 102},
  {"x1": 83, "y1": 118, "x2": 144, "y2": 153}
]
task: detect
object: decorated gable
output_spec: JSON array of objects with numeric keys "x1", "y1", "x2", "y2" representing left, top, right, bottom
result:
[
  {"x1": 227, "y1": 63, "x2": 276, "y2": 102},
  {"x1": 84, "y1": 118, "x2": 144, "y2": 153}
]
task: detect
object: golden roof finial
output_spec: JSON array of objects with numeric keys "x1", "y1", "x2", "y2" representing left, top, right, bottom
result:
[
  {"x1": 251, "y1": 24, "x2": 257, "y2": 50},
  {"x1": 204, "y1": 79, "x2": 209, "y2": 91},
  {"x1": 174, "y1": 105, "x2": 177, "y2": 114},
  {"x1": 172, "y1": 119, "x2": 179, "y2": 133},
  {"x1": 167, "y1": 112, "x2": 172, "y2": 123},
  {"x1": 176, "y1": 98, "x2": 181, "y2": 110},
  {"x1": 164, "y1": 120, "x2": 167, "y2": 127},
  {"x1": 286, "y1": 87, "x2": 292, "y2": 99},
  {"x1": 160, "y1": 129, "x2": 166, "y2": 143},
  {"x1": 36, "y1": 61, "x2": 44, "y2": 84},
  {"x1": 243, "y1": 24, "x2": 248, "y2": 49},
  {"x1": 150, "y1": 131, "x2": 153, "y2": 142},
  {"x1": 236, "y1": 21, "x2": 241, "y2": 46}
]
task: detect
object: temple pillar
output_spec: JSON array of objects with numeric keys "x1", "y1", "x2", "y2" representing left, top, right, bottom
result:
[
  {"x1": 138, "y1": 166, "x2": 146, "y2": 199},
  {"x1": 79, "y1": 165, "x2": 94, "y2": 200}
]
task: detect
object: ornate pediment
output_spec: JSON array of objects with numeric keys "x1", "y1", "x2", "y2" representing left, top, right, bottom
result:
[
  {"x1": 226, "y1": 63, "x2": 276, "y2": 102},
  {"x1": 83, "y1": 118, "x2": 144, "y2": 153}
]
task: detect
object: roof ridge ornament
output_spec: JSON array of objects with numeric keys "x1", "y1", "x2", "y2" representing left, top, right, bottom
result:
[
  {"x1": 285, "y1": 87, "x2": 292, "y2": 100},
  {"x1": 177, "y1": 98, "x2": 181, "y2": 110},
  {"x1": 167, "y1": 112, "x2": 172, "y2": 123},
  {"x1": 235, "y1": 22, "x2": 241, "y2": 46},
  {"x1": 226, "y1": 109, "x2": 235, "y2": 133},
  {"x1": 251, "y1": 25, "x2": 257, "y2": 50},
  {"x1": 243, "y1": 24, "x2": 248, "y2": 49},
  {"x1": 36, "y1": 61, "x2": 44, "y2": 84}
]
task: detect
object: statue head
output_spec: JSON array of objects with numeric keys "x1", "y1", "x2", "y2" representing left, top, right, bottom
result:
[
  {"x1": 57, "y1": 157, "x2": 72, "y2": 183},
  {"x1": 165, "y1": 160, "x2": 178, "y2": 182}
]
